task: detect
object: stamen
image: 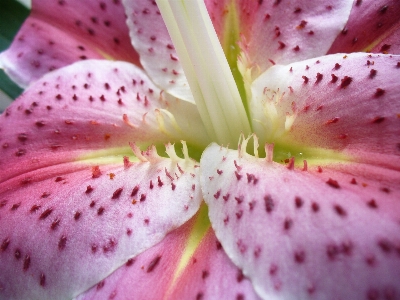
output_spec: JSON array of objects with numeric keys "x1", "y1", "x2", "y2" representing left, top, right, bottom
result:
[
  {"x1": 165, "y1": 143, "x2": 181, "y2": 161},
  {"x1": 123, "y1": 114, "x2": 136, "y2": 128},
  {"x1": 253, "y1": 134, "x2": 259, "y2": 158},
  {"x1": 129, "y1": 142, "x2": 147, "y2": 162},
  {"x1": 181, "y1": 141, "x2": 190, "y2": 160},
  {"x1": 159, "y1": 108, "x2": 183, "y2": 134},
  {"x1": 265, "y1": 143, "x2": 274, "y2": 163}
]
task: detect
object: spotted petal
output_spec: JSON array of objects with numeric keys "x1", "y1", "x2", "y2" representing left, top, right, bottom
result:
[
  {"x1": 0, "y1": 0, "x2": 140, "y2": 88},
  {"x1": 328, "y1": 0, "x2": 400, "y2": 55},
  {"x1": 0, "y1": 59, "x2": 209, "y2": 182},
  {"x1": 0, "y1": 60, "x2": 207, "y2": 300},
  {"x1": 76, "y1": 206, "x2": 261, "y2": 300},
  {"x1": 250, "y1": 53, "x2": 400, "y2": 170},
  {"x1": 123, "y1": 0, "x2": 194, "y2": 102},
  {"x1": 234, "y1": 0, "x2": 353, "y2": 77},
  {"x1": 201, "y1": 142, "x2": 400, "y2": 299}
]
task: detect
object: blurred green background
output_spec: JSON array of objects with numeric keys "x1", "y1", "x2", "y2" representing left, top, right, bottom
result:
[{"x1": 0, "y1": 0, "x2": 30, "y2": 111}]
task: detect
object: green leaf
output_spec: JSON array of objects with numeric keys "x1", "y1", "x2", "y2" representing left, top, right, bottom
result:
[{"x1": 0, "y1": 0, "x2": 30, "y2": 99}]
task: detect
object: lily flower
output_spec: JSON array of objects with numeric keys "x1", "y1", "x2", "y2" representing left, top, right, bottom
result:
[{"x1": 1, "y1": 0, "x2": 400, "y2": 299}]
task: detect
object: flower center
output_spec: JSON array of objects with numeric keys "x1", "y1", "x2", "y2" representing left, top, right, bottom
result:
[{"x1": 157, "y1": 0, "x2": 251, "y2": 146}]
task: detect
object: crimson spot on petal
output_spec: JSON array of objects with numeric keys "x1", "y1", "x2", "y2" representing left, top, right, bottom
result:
[
  {"x1": 264, "y1": 195, "x2": 274, "y2": 213},
  {"x1": 326, "y1": 178, "x2": 340, "y2": 188},
  {"x1": 147, "y1": 255, "x2": 161, "y2": 272}
]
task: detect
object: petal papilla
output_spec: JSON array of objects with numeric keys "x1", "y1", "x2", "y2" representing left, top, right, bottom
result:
[
  {"x1": 231, "y1": 0, "x2": 353, "y2": 78},
  {"x1": 250, "y1": 53, "x2": 400, "y2": 171},
  {"x1": 0, "y1": 0, "x2": 140, "y2": 87},
  {"x1": 328, "y1": 0, "x2": 400, "y2": 55},
  {"x1": 76, "y1": 205, "x2": 260, "y2": 300},
  {"x1": 122, "y1": 0, "x2": 194, "y2": 103},
  {"x1": 0, "y1": 145, "x2": 202, "y2": 300},
  {"x1": 0, "y1": 59, "x2": 209, "y2": 182},
  {"x1": 201, "y1": 142, "x2": 400, "y2": 300}
]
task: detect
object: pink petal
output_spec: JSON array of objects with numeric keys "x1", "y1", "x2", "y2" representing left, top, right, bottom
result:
[
  {"x1": 0, "y1": 0, "x2": 140, "y2": 87},
  {"x1": 204, "y1": 0, "x2": 231, "y2": 39},
  {"x1": 328, "y1": 0, "x2": 400, "y2": 54},
  {"x1": 201, "y1": 143, "x2": 400, "y2": 299},
  {"x1": 75, "y1": 212, "x2": 199, "y2": 300},
  {"x1": 169, "y1": 228, "x2": 261, "y2": 300},
  {"x1": 77, "y1": 207, "x2": 260, "y2": 300},
  {"x1": 0, "y1": 59, "x2": 208, "y2": 299},
  {"x1": 250, "y1": 53, "x2": 400, "y2": 169},
  {"x1": 123, "y1": 0, "x2": 193, "y2": 102},
  {"x1": 0, "y1": 59, "x2": 209, "y2": 182},
  {"x1": 236, "y1": 0, "x2": 353, "y2": 75},
  {"x1": 0, "y1": 153, "x2": 202, "y2": 300}
]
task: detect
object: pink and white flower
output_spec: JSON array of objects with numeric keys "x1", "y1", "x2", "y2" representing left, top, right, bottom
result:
[{"x1": 0, "y1": 0, "x2": 399, "y2": 299}]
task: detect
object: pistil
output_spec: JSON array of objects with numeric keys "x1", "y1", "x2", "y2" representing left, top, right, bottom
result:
[{"x1": 156, "y1": 0, "x2": 251, "y2": 145}]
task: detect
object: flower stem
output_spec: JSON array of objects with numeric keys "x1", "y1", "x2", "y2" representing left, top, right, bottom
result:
[{"x1": 156, "y1": 0, "x2": 251, "y2": 145}]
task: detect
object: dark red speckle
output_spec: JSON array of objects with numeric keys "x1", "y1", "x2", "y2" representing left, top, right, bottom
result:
[
  {"x1": 85, "y1": 185, "x2": 94, "y2": 194},
  {"x1": 14, "y1": 249, "x2": 21, "y2": 260},
  {"x1": 126, "y1": 258, "x2": 135, "y2": 266},
  {"x1": 30, "y1": 204, "x2": 41, "y2": 213},
  {"x1": 23, "y1": 255, "x2": 31, "y2": 271},
  {"x1": 92, "y1": 166, "x2": 102, "y2": 178},
  {"x1": 40, "y1": 273, "x2": 46, "y2": 287},
  {"x1": 326, "y1": 178, "x2": 340, "y2": 188},
  {"x1": 379, "y1": 5, "x2": 388, "y2": 14},
  {"x1": 131, "y1": 185, "x2": 139, "y2": 197},
  {"x1": 269, "y1": 264, "x2": 278, "y2": 275},
  {"x1": 340, "y1": 76, "x2": 352, "y2": 88},
  {"x1": 97, "y1": 207, "x2": 105, "y2": 215},
  {"x1": 11, "y1": 202, "x2": 21, "y2": 211},
  {"x1": 311, "y1": 202, "x2": 320, "y2": 212},
  {"x1": 294, "y1": 251, "x2": 305, "y2": 263},
  {"x1": 374, "y1": 88, "x2": 385, "y2": 97},
  {"x1": 39, "y1": 207, "x2": 53, "y2": 220},
  {"x1": 74, "y1": 211, "x2": 81, "y2": 220},
  {"x1": 147, "y1": 255, "x2": 161, "y2": 272},
  {"x1": 15, "y1": 149, "x2": 26, "y2": 157},
  {"x1": 334, "y1": 204, "x2": 347, "y2": 217},
  {"x1": 372, "y1": 116, "x2": 385, "y2": 124},
  {"x1": 264, "y1": 195, "x2": 274, "y2": 213},
  {"x1": 284, "y1": 218, "x2": 293, "y2": 230},
  {"x1": 378, "y1": 239, "x2": 392, "y2": 253},
  {"x1": 112, "y1": 187, "x2": 123, "y2": 199},
  {"x1": 1, "y1": 238, "x2": 10, "y2": 252},
  {"x1": 326, "y1": 117, "x2": 339, "y2": 125},
  {"x1": 315, "y1": 73, "x2": 323, "y2": 83},
  {"x1": 295, "y1": 196, "x2": 304, "y2": 208},
  {"x1": 367, "y1": 199, "x2": 378, "y2": 208},
  {"x1": 58, "y1": 235, "x2": 67, "y2": 250},
  {"x1": 51, "y1": 218, "x2": 61, "y2": 230}
]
